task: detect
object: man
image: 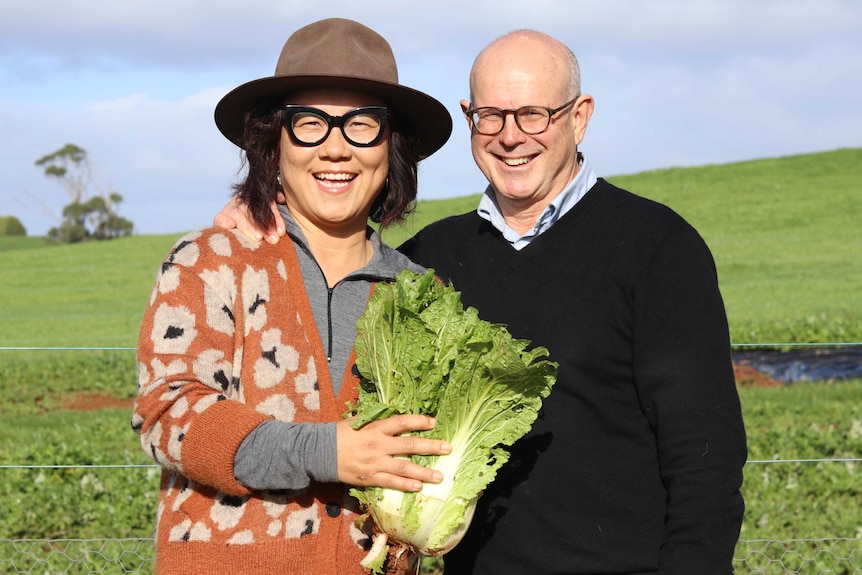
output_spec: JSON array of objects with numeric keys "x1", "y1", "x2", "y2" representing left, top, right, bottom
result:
[{"x1": 216, "y1": 29, "x2": 747, "y2": 575}]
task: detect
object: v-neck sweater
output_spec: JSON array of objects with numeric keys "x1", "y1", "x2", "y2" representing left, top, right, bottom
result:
[{"x1": 399, "y1": 178, "x2": 747, "y2": 575}]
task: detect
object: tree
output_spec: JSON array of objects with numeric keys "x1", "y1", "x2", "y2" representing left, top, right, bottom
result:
[
  {"x1": 0, "y1": 215, "x2": 27, "y2": 236},
  {"x1": 35, "y1": 143, "x2": 134, "y2": 243}
]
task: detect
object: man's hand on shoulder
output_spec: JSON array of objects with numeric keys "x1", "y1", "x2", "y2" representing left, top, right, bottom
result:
[{"x1": 213, "y1": 196, "x2": 285, "y2": 244}]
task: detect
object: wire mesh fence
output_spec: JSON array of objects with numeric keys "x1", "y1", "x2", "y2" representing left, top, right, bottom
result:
[
  {"x1": 734, "y1": 538, "x2": 862, "y2": 574},
  {"x1": 1, "y1": 459, "x2": 861, "y2": 574},
  {"x1": 1, "y1": 345, "x2": 860, "y2": 573},
  {"x1": 2, "y1": 535, "x2": 862, "y2": 574},
  {"x1": 0, "y1": 538, "x2": 153, "y2": 575},
  {"x1": 1, "y1": 459, "x2": 860, "y2": 573}
]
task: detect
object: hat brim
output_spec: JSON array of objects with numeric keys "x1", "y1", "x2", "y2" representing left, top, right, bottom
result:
[{"x1": 214, "y1": 75, "x2": 452, "y2": 159}]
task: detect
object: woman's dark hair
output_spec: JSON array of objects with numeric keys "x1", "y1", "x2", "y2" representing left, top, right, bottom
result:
[{"x1": 233, "y1": 102, "x2": 422, "y2": 231}]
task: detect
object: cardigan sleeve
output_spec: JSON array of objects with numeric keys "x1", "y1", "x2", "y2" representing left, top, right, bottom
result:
[
  {"x1": 133, "y1": 239, "x2": 269, "y2": 496},
  {"x1": 631, "y1": 224, "x2": 747, "y2": 574}
]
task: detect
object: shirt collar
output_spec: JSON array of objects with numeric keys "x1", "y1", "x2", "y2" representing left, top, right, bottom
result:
[{"x1": 477, "y1": 152, "x2": 597, "y2": 249}]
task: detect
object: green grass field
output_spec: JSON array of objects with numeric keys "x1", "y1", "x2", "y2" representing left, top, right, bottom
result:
[
  {"x1": 609, "y1": 148, "x2": 862, "y2": 344},
  {"x1": 3, "y1": 147, "x2": 860, "y2": 348},
  {"x1": 1, "y1": 147, "x2": 861, "y2": 573},
  {"x1": 0, "y1": 235, "x2": 179, "y2": 348}
]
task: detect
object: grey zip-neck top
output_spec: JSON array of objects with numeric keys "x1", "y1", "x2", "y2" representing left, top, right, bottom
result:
[{"x1": 233, "y1": 206, "x2": 424, "y2": 490}]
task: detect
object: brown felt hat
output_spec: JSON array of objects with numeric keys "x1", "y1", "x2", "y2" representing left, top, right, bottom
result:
[{"x1": 214, "y1": 18, "x2": 452, "y2": 159}]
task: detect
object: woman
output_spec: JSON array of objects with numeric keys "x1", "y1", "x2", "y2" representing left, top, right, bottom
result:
[{"x1": 133, "y1": 18, "x2": 453, "y2": 575}]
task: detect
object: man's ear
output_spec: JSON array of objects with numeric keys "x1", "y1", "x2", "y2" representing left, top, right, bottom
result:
[
  {"x1": 460, "y1": 99, "x2": 473, "y2": 130},
  {"x1": 572, "y1": 94, "x2": 595, "y2": 145}
]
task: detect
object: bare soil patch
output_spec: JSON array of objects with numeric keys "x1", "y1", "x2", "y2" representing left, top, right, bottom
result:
[
  {"x1": 54, "y1": 365, "x2": 781, "y2": 414},
  {"x1": 62, "y1": 393, "x2": 132, "y2": 411},
  {"x1": 733, "y1": 364, "x2": 784, "y2": 388}
]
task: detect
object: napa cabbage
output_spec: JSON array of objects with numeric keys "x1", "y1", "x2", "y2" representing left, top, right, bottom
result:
[{"x1": 348, "y1": 269, "x2": 557, "y2": 573}]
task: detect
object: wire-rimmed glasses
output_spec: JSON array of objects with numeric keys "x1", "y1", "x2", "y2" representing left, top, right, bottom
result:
[{"x1": 464, "y1": 98, "x2": 578, "y2": 135}]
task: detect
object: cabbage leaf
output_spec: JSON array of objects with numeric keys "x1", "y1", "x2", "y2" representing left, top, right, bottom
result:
[{"x1": 348, "y1": 269, "x2": 557, "y2": 572}]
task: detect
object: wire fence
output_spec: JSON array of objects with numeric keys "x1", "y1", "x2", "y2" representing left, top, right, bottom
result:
[
  {"x1": 5, "y1": 536, "x2": 859, "y2": 575},
  {"x1": 2, "y1": 461, "x2": 860, "y2": 574},
  {"x1": 1, "y1": 344, "x2": 860, "y2": 574},
  {"x1": 1, "y1": 533, "x2": 861, "y2": 573}
]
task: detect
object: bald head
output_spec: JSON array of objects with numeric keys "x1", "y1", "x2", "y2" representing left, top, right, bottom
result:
[{"x1": 469, "y1": 29, "x2": 581, "y2": 105}]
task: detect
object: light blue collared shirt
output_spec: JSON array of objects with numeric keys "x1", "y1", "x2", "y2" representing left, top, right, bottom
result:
[{"x1": 477, "y1": 153, "x2": 597, "y2": 250}]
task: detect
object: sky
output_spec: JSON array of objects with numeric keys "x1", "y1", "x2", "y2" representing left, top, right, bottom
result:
[{"x1": 1, "y1": 0, "x2": 860, "y2": 237}]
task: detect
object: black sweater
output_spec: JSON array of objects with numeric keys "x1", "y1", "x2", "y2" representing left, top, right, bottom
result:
[{"x1": 399, "y1": 179, "x2": 747, "y2": 575}]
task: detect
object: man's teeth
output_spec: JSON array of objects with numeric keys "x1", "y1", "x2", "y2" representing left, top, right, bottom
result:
[{"x1": 503, "y1": 157, "x2": 531, "y2": 166}]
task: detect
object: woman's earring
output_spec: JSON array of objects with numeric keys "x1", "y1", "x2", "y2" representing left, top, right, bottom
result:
[{"x1": 276, "y1": 173, "x2": 282, "y2": 187}]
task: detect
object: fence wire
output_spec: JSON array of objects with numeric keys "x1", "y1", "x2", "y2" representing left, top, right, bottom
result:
[
  {"x1": 2, "y1": 344, "x2": 860, "y2": 573},
  {"x1": 0, "y1": 539, "x2": 153, "y2": 575},
  {"x1": 1, "y1": 537, "x2": 862, "y2": 574}
]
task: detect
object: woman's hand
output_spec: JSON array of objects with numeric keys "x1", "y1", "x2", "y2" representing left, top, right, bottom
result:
[
  {"x1": 336, "y1": 415, "x2": 452, "y2": 492},
  {"x1": 213, "y1": 196, "x2": 285, "y2": 244}
]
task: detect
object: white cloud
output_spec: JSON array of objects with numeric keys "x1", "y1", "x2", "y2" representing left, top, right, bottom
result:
[{"x1": 1, "y1": 0, "x2": 860, "y2": 235}]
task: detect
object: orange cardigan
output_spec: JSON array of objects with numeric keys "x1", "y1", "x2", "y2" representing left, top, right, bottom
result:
[{"x1": 133, "y1": 227, "x2": 405, "y2": 575}]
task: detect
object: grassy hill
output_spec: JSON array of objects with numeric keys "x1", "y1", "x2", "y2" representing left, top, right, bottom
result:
[
  {"x1": 1, "y1": 149, "x2": 861, "y2": 569},
  {"x1": 610, "y1": 147, "x2": 862, "y2": 343},
  {"x1": 1, "y1": 147, "x2": 860, "y2": 347}
]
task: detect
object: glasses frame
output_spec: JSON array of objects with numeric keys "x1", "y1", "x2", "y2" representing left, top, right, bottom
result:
[
  {"x1": 281, "y1": 105, "x2": 389, "y2": 147},
  {"x1": 464, "y1": 97, "x2": 579, "y2": 136}
]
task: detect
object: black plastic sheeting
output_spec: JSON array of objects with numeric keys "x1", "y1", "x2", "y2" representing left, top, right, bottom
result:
[{"x1": 732, "y1": 346, "x2": 862, "y2": 384}]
